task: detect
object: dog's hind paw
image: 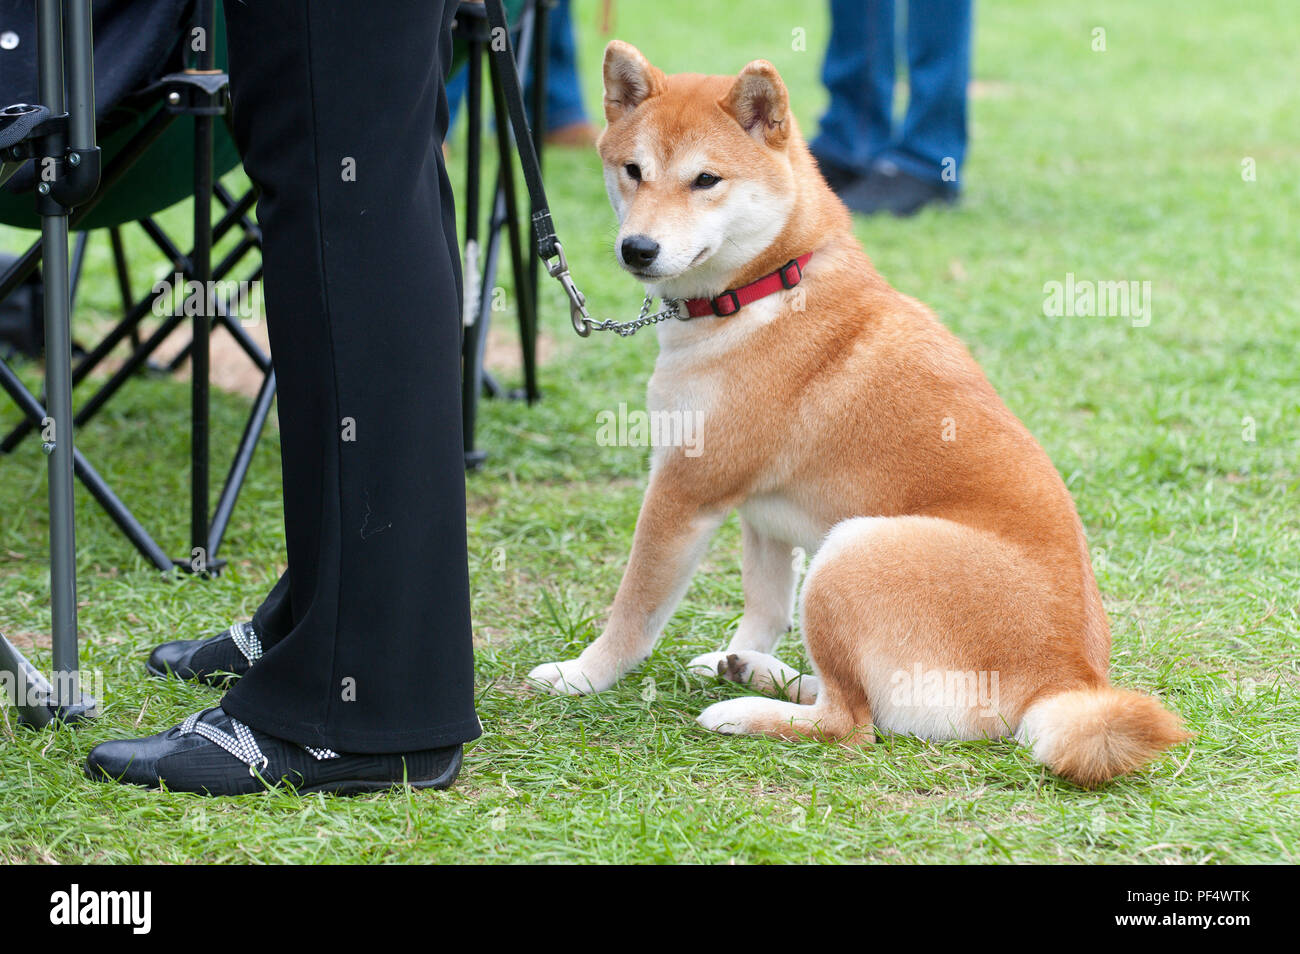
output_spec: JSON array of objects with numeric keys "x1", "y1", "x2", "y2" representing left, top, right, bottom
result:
[
  {"x1": 526, "y1": 659, "x2": 611, "y2": 696},
  {"x1": 697, "y1": 697, "x2": 772, "y2": 734}
]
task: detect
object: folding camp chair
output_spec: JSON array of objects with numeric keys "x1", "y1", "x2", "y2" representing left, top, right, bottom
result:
[
  {"x1": 0, "y1": 0, "x2": 264, "y2": 579},
  {"x1": 0, "y1": 0, "x2": 264, "y2": 724}
]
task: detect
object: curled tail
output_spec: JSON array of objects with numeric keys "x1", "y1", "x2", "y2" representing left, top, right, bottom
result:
[{"x1": 1017, "y1": 687, "x2": 1190, "y2": 788}]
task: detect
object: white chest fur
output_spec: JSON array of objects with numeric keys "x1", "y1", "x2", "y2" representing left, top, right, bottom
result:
[{"x1": 738, "y1": 493, "x2": 827, "y2": 553}]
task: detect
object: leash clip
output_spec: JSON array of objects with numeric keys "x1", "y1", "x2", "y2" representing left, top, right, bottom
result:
[
  {"x1": 544, "y1": 241, "x2": 688, "y2": 339},
  {"x1": 544, "y1": 241, "x2": 593, "y2": 338}
]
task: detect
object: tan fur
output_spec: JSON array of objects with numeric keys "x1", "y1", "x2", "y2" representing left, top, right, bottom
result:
[
  {"x1": 528, "y1": 43, "x2": 1189, "y2": 787},
  {"x1": 1017, "y1": 688, "x2": 1191, "y2": 788}
]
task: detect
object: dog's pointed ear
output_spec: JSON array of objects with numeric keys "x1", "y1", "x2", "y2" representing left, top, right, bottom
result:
[
  {"x1": 721, "y1": 60, "x2": 790, "y2": 149},
  {"x1": 603, "y1": 41, "x2": 665, "y2": 124}
]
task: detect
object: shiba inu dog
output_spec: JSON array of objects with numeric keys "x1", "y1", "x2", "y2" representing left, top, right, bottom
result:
[{"x1": 528, "y1": 42, "x2": 1188, "y2": 787}]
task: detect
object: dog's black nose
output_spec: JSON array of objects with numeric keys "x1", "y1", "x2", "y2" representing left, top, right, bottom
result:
[{"x1": 620, "y1": 235, "x2": 660, "y2": 269}]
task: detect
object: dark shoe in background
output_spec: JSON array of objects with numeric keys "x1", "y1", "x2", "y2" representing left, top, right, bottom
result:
[
  {"x1": 146, "y1": 621, "x2": 263, "y2": 688},
  {"x1": 809, "y1": 148, "x2": 865, "y2": 196},
  {"x1": 839, "y1": 163, "x2": 960, "y2": 217}
]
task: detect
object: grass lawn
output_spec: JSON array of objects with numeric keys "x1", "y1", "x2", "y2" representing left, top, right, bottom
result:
[{"x1": 1, "y1": 0, "x2": 1296, "y2": 863}]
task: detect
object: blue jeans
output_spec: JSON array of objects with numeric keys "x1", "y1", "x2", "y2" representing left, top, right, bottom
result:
[
  {"x1": 447, "y1": 0, "x2": 588, "y2": 133},
  {"x1": 812, "y1": 0, "x2": 972, "y2": 190}
]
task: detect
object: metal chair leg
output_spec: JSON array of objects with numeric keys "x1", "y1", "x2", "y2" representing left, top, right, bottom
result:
[{"x1": 0, "y1": 0, "x2": 101, "y2": 725}]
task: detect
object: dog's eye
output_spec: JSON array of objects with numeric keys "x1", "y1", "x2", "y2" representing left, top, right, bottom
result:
[
  {"x1": 625, "y1": 163, "x2": 642, "y2": 181},
  {"x1": 693, "y1": 172, "x2": 721, "y2": 189}
]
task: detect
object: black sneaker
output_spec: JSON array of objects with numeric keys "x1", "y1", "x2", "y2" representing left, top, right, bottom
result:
[
  {"x1": 809, "y1": 147, "x2": 865, "y2": 195},
  {"x1": 84, "y1": 706, "x2": 464, "y2": 795},
  {"x1": 146, "y1": 621, "x2": 263, "y2": 687},
  {"x1": 840, "y1": 163, "x2": 959, "y2": 217}
]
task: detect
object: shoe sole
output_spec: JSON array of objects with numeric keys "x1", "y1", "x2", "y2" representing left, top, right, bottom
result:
[
  {"x1": 85, "y1": 745, "x2": 463, "y2": 796},
  {"x1": 292, "y1": 746, "x2": 464, "y2": 795}
]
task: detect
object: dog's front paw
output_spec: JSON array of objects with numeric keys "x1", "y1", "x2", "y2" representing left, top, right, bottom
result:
[
  {"x1": 697, "y1": 697, "x2": 769, "y2": 735},
  {"x1": 526, "y1": 658, "x2": 613, "y2": 696},
  {"x1": 687, "y1": 651, "x2": 752, "y2": 682}
]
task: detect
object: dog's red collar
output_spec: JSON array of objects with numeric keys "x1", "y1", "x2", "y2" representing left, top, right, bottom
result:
[{"x1": 681, "y1": 252, "x2": 814, "y2": 319}]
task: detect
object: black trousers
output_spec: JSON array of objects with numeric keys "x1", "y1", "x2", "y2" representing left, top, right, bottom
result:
[{"x1": 218, "y1": 0, "x2": 481, "y2": 753}]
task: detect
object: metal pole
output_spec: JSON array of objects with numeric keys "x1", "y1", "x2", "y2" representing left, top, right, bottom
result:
[
  {"x1": 487, "y1": 9, "x2": 536, "y2": 398},
  {"x1": 524, "y1": 0, "x2": 550, "y2": 403},
  {"x1": 190, "y1": 0, "x2": 217, "y2": 570},
  {"x1": 0, "y1": 0, "x2": 98, "y2": 723},
  {"x1": 36, "y1": 0, "x2": 78, "y2": 690},
  {"x1": 461, "y1": 21, "x2": 486, "y2": 464},
  {"x1": 61, "y1": 0, "x2": 95, "y2": 154}
]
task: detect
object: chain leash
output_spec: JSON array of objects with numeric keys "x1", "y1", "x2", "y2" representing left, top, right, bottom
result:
[{"x1": 545, "y1": 241, "x2": 686, "y2": 339}]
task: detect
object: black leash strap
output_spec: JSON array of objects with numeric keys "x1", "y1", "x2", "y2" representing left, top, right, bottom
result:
[
  {"x1": 483, "y1": 0, "x2": 598, "y2": 336},
  {"x1": 484, "y1": 0, "x2": 557, "y2": 259}
]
